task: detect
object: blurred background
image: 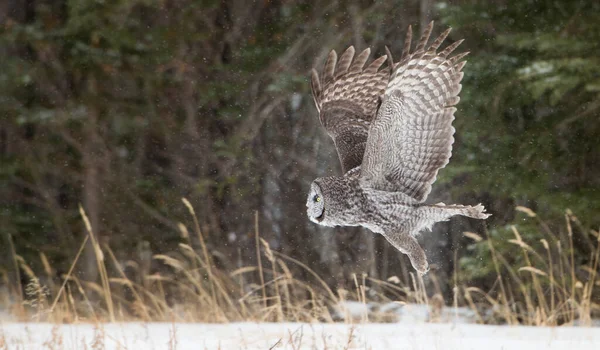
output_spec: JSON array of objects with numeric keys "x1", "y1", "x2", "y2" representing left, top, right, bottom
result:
[{"x1": 0, "y1": 0, "x2": 598, "y2": 321}]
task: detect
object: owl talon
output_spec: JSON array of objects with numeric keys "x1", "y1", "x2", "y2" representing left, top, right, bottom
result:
[
  {"x1": 414, "y1": 260, "x2": 430, "y2": 276},
  {"x1": 420, "y1": 263, "x2": 430, "y2": 276}
]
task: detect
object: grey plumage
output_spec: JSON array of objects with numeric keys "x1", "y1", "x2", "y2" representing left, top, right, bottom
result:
[{"x1": 306, "y1": 22, "x2": 490, "y2": 275}]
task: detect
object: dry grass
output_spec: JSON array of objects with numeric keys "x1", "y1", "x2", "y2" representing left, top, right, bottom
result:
[
  {"x1": 459, "y1": 207, "x2": 600, "y2": 326},
  {"x1": 1, "y1": 201, "x2": 598, "y2": 328}
]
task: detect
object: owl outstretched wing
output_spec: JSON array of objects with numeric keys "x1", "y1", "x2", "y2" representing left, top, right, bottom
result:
[
  {"x1": 311, "y1": 47, "x2": 390, "y2": 173},
  {"x1": 360, "y1": 22, "x2": 467, "y2": 202}
]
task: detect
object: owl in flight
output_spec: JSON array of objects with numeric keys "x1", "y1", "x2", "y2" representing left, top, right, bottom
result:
[{"x1": 306, "y1": 22, "x2": 490, "y2": 275}]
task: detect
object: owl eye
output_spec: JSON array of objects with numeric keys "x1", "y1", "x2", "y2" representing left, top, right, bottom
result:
[{"x1": 314, "y1": 194, "x2": 321, "y2": 203}]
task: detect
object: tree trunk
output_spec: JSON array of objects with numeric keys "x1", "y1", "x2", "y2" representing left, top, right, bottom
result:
[{"x1": 81, "y1": 97, "x2": 102, "y2": 283}]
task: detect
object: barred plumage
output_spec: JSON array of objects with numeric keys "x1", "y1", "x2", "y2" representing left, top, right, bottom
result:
[
  {"x1": 306, "y1": 22, "x2": 490, "y2": 275},
  {"x1": 311, "y1": 47, "x2": 389, "y2": 172}
]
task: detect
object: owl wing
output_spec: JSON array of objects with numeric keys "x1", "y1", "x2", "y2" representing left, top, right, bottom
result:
[
  {"x1": 360, "y1": 23, "x2": 467, "y2": 202},
  {"x1": 311, "y1": 47, "x2": 390, "y2": 173}
]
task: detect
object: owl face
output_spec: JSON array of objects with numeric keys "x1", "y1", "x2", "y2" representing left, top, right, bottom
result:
[{"x1": 306, "y1": 182, "x2": 325, "y2": 224}]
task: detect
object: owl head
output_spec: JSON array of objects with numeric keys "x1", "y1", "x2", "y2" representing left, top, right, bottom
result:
[
  {"x1": 306, "y1": 177, "x2": 356, "y2": 227},
  {"x1": 307, "y1": 181, "x2": 326, "y2": 224}
]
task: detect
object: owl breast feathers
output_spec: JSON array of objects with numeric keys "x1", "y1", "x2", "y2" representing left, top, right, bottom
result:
[{"x1": 306, "y1": 22, "x2": 490, "y2": 275}]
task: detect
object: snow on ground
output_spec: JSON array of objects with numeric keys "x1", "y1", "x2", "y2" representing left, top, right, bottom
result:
[
  {"x1": 2, "y1": 321, "x2": 600, "y2": 350},
  {"x1": 332, "y1": 301, "x2": 480, "y2": 323}
]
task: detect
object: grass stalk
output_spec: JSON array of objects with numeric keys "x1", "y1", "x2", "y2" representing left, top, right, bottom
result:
[
  {"x1": 181, "y1": 198, "x2": 219, "y2": 320},
  {"x1": 49, "y1": 235, "x2": 89, "y2": 314},
  {"x1": 486, "y1": 233, "x2": 515, "y2": 324},
  {"x1": 255, "y1": 211, "x2": 268, "y2": 312},
  {"x1": 79, "y1": 205, "x2": 114, "y2": 322},
  {"x1": 7, "y1": 234, "x2": 24, "y2": 318}
]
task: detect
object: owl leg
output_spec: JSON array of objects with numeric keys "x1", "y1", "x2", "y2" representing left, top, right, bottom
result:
[{"x1": 382, "y1": 232, "x2": 429, "y2": 275}]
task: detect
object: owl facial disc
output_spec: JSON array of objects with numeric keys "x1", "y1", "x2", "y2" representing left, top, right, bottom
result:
[{"x1": 306, "y1": 182, "x2": 325, "y2": 223}]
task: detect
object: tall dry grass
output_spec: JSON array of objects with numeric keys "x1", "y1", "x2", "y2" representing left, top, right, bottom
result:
[
  {"x1": 459, "y1": 207, "x2": 599, "y2": 326},
  {"x1": 2, "y1": 200, "x2": 598, "y2": 326}
]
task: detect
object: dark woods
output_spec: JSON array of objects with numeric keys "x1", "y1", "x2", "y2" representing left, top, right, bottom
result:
[{"x1": 0, "y1": 0, "x2": 598, "y2": 308}]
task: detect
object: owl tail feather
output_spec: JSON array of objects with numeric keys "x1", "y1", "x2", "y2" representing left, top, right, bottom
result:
[{"x1": 431, "y1": 203, "x2": 491, "y2": 220}]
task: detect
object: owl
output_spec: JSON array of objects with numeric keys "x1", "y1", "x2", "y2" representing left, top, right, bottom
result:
[{"x1": 306, "y1": 22, "x2": 490, "y2": 275}]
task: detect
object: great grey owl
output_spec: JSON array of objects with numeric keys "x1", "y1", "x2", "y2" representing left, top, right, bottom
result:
[{"x1": 306, "y1": 22, "x2": 490, "y2": 275}]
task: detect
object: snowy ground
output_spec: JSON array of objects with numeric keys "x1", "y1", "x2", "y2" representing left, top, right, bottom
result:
[{"x1": 2, "y1": 321, "x2": 600, "y2": 350}]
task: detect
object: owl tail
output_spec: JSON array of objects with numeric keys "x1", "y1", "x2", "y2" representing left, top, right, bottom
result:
[{"x1": 431, "y1": 203, "x2": 491, "y2": 220}]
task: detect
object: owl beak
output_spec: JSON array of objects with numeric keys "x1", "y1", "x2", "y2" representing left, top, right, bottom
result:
[
  {"x1": 315, "y1": 209, "x2": 325, "y2": 223},
  {"x1": 308, "y1": 208, "x2": 325, "y2": 224}
]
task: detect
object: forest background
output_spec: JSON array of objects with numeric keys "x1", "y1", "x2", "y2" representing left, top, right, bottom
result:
[{"x1": 0, "y1": 0, "x2": 598, "y2": 322}]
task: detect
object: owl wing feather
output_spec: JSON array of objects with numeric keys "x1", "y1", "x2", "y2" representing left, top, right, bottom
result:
[
  {"x1": 311, "y1": 47, "x2": 390, "y2": 173},
  {"x1": 360, "y1": 22, "x2": 467, "y2": 202}
]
